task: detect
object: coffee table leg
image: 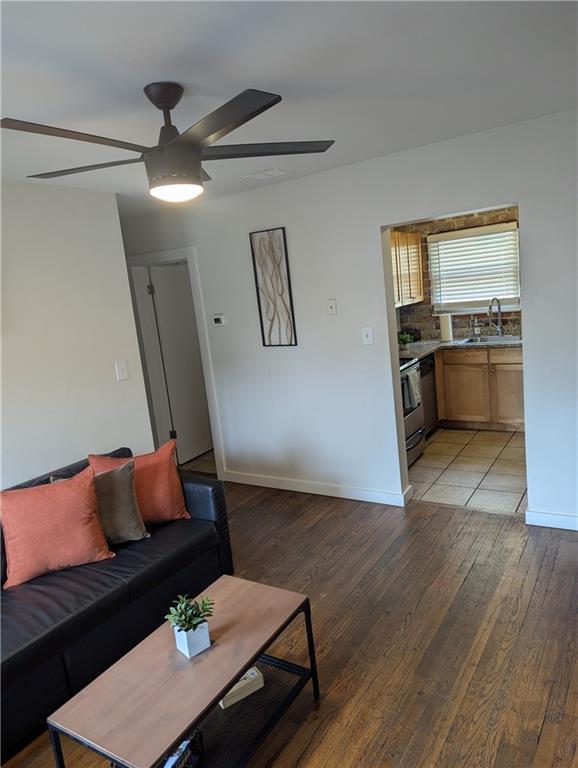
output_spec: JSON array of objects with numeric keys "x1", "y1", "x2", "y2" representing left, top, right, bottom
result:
[
  {"x1": 48, "y1": 726, "x2": 66, "y2": 768},
  {"x1": 303, "y1": 599, "x2": 320, "y2": 700}
]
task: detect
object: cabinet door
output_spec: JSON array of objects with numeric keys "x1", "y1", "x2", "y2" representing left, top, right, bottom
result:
[
  {"x1": 389, "y1": 231, "x2": 402, "y2": 308},
  {"x1": 390, "y1": 230, "x2": 424, "y2": 308},
  {"x1": 490, "y1": 364, "x2": 524, "y2": 427},
  {"x1": 397, "y1": 231, "x2": 411, "y2": 305},
  {"x1": 407, "y1": 232, "x2": 424, "y2": 303},
  {"x1": 444, "y1": 364, "x2": 491, "y2": 422}
]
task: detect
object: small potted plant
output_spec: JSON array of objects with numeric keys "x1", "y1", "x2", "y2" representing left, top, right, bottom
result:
[
  {"x1": 165, "y1": 594, "x2": 215, "y2": 659},
  {"x1": 398, "y1": 331, "x2": 413, "y2": 352}
]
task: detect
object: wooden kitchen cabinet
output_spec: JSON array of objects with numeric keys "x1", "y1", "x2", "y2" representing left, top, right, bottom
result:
[
  {"x1": 406, "y1": 232, "x2": 424, "y2": 304},
  {"x1": 490, "y1": 364, "x2": 524, "y2": 426},
  {"x1": 488, "y1": 347, "x2": 524, "y2": 426},
  {"x1": 444, "y1": 364, "x2": 491, "y2": 422},
  {"x1": 389, "y1": 230, "x2": 424, "y2": 308},
  {"x1": 389, "y1": 230, "x2": 402, "y2": 307},
  {"x1": 436, "y1": 346, "x2": 524, "y2": 429}
]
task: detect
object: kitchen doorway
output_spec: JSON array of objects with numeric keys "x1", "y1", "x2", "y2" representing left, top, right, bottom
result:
[{"x1": 382, "y1": 204, "x2": 527, "y2": 516}]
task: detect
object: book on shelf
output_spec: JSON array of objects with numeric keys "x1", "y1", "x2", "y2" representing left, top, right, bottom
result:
[{"x1": 219, "y1": 666, "x2": 264, "y2": 709}]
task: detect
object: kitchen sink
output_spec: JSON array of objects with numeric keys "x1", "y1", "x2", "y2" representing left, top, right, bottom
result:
[{"x1": 462, "y1": 335, "x2": 522, "y2": 344}]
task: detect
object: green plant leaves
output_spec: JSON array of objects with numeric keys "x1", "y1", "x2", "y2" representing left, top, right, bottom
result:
[{"x1": 165, "y1": 594, "x2": 215, "y2": 632}]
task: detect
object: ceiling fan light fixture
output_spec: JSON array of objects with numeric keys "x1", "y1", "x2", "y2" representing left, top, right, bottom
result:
[
  {"x1": 149, "y1": 183, "x2": 204, "y2": 203},
  {"x1": 144, "y1": 145, "x2": 204, "y2": 204}
]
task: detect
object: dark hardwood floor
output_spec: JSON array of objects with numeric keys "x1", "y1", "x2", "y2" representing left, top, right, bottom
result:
[{"x1": 7, "y1": 484, "x2": 578, "y2": 768}]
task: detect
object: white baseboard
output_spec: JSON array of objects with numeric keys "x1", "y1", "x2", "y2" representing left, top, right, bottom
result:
[
  {"x1": 221, "y1": 470, "x2": 406, "y2": 507},
  {"x1": 525, "y1": 508, "x2": 578, "y2": 531},
  {"x1": 403, "y1": 483, "x2": 415, "y2": 504}
]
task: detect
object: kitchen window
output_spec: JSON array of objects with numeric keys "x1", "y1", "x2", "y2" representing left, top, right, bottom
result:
[{"x1": 428, "y1": 222, "x2": 520, "y2": 314}]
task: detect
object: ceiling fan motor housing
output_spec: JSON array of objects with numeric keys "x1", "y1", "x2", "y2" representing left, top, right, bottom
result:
[
  {"x1": 143, "y1": 82, "x2": 184, "y2": 111},
  {"x1": 144, "y1": 145, "x2": 203, "y2": 191}
]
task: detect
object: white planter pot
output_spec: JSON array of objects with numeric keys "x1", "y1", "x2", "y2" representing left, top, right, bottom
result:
[{"x1": 173, "y1": 622, "x2": 211, "y2": 659}]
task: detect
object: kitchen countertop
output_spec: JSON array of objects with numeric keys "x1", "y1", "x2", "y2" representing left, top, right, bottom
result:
[{"x1": 400, "y1": 337, "x2": 522, "y2": 363}]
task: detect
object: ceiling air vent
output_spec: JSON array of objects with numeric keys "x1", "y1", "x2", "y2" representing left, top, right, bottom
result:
[{"x1": 242, "y1": 168, "x2": 290, "y2": 181}]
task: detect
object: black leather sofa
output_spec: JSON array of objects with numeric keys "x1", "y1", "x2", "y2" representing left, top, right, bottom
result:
[{"x1": 1, "y1": 448, "x2": 234, "y2": 759}]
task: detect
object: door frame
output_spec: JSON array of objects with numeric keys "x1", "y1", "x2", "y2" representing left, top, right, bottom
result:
[
  {"x1": 126, "y1": 247, "x2": 225, "y2": 478},
  {"x1": 380, "y1": 227, "x2": 412, "y2": 503},
  {"x1": 381, "y1": 202, "x2": 523, "y2": 508}
]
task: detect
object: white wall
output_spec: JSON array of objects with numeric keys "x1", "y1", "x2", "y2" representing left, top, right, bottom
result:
[
  {"x1": 121, "y1": 110, "x2": 578, "y2": 529},
  {"x1": 2, "y1": 181, "x2": 154, "y2": 486}
]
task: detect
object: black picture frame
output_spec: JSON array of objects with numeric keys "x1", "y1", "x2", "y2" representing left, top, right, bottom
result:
[{"x1": 249, "y1": 227, "x2": 298, "y2": 347}]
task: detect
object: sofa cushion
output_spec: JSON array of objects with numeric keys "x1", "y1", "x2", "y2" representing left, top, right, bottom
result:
[
  {"x1": 89, "y1": 441, "x2": 188, "y2": 524},
  {"x1": 93, "y1": 462, "x2": 150, "y2": 545},
  {"x1": 1, "y1": 565, "x2": 128, "y2": 682},
  {"x1": 81, "y1": 518, "x2": 218, "y2": 600},
  {"x1": 1, "y1": 467, "x2": 114, "y2": 590},
  {"x1": 1, "y1": 519, "x2": 217, "y2": 680},
  {"x1": 1, "y1": 448, "x2": 133, "y2": 586}
]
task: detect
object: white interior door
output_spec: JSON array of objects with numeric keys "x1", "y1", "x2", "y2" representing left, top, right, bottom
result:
[
  {"x1": 131, "y1": 263, "x2": 212, "y2": 464},
  {"x1": 131, "y1": 266, "x2": 173, "y2": 448}
]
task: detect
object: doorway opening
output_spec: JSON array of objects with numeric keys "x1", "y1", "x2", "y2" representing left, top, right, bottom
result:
[
  {"x1": 179, "y1": 449, "x2": 217, "y2": 475},
  {"x1": 383, "y1": 205, "x2": 527, "y2": 516},
  {"x1": 130, "y1": 258, "x2": 216, "y2": 475}
]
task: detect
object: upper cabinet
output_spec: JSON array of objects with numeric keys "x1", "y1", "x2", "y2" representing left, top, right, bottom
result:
[
  {"x1": 389, "y1": 230, "x2": 401, "y2": 307},
  {"x1": 406, "y1": 232, "x2": 424, "y2": 304},
  {"x1": 390, "y1": 230, "x2": 424, "y2": 308}
]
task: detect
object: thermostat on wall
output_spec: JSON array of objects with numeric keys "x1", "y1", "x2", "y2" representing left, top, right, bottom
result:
[{"x1": 212, "y1": 314, "x2": 227, "y2": 326}]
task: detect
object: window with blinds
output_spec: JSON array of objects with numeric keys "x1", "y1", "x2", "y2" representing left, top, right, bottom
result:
[{"x1": 428, "y1": 222, "x2": 520, "y2": 314}]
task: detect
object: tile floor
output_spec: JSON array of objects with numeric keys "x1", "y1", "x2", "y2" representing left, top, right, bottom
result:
[
  {"x1": 180, "y1": 449, "x2": 217, "y2": 475},
  {"x1": 410, "y1": 429, "x2": 527, "y2": 515}
]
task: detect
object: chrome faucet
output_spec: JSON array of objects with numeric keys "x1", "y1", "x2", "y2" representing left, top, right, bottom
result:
[{"x1": 488, "y1": 297, "x2": 503, "y2": 336}]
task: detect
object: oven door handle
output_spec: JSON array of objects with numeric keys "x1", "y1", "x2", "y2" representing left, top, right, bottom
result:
[{"x1": 406, "y1": 428, "x2": 426, "y2": 451}]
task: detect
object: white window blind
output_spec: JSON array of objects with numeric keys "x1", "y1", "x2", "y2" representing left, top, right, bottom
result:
[{"x1": 428, "y1": 222, "x2": 520, "y2": 314}]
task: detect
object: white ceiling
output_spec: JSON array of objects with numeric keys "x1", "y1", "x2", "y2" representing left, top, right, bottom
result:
[{"x1": 2, "y1": 2, "x2": 576, "y2": 216}]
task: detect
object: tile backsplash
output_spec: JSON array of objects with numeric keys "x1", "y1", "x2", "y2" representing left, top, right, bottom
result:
[{"x1": 396, "y1": 206, "x2": 521, "y2": 340}]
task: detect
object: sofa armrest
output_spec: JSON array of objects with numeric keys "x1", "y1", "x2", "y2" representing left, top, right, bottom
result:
[{"x1": 178, "y1": 469, "x2": 234, "y2": 575}]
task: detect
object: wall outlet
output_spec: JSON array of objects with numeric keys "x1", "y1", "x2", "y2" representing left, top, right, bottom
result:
[
  {"x1": 327, "y1": 298, "x2": 337, "y2": 316},
  {"x1": 115, "y1": 360, "x2": 129, "y2": 381},
  {"x1": 361, "y1": 326, "x2": 374, "y2": 345}
]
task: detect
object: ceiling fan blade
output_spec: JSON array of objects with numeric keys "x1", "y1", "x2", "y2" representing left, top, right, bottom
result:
[
  {"x1": 172, "y1": 89, "x2": 282, "y2": 148},
  {"x1": 1, "y1": 118, "x2": 150, "y2": 153},
  {"x1": 202, "y1": 140, "x2": 334, "y2": 161},
  {"x1": 28, "y1": 157, "x2": 143, "y2": 179}
]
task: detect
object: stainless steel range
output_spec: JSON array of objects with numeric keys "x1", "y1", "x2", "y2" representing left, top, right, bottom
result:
[{"x1": 399, "y1": 357, "x2": 426, "y2": 467}]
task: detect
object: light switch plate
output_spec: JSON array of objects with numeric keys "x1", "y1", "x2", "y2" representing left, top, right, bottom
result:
[
  {"x1": 361, "y1": 326, "x2": 374, "y2": 345},
  {"x1": 115, "y1": 360, "x2": 129, "y2": 381},
  {"x1": 327, "y1": 298, "x2": 337, "y2": 316}
]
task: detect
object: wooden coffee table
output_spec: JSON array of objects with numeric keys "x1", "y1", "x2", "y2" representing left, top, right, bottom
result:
[{"x1": 47, "y1": 576, "x2": 319, "y2": 768}]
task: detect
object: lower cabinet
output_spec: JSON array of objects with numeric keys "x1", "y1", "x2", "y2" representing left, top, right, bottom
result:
[
  {"x1": 435, "y1": 346, "x2": 524, "y2": 429},
  {"x1": 444, "y1": 364, "x2": 491, "y2": 422},
  {"x1": 489, "y1": 363, "x2": 524, "y2": 427}
]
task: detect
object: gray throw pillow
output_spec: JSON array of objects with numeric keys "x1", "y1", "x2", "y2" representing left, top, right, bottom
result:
[
  {"x1": 51, "y1": 461, "x2": 149, "y2": 545},
  {"x1": 93, "y1": 461, "x2": 149, "y2": 545}
]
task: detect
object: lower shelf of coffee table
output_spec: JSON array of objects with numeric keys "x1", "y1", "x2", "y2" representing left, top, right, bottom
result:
[{"x1": 196, "y1": 654, "x2": 311, "y2": 768}]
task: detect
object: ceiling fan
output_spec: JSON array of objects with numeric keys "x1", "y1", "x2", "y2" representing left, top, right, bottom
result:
[{"x1": 1, "y1": 82, "x2": 334, "y2": 202}]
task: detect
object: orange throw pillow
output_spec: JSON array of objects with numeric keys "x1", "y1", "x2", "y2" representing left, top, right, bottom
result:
[
  {"x1": 1, "y1": 467, "x2": 113, "y2": 589},
  {"x1": 88, "y1": 440, "x2": 188, "y2": 524}
]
